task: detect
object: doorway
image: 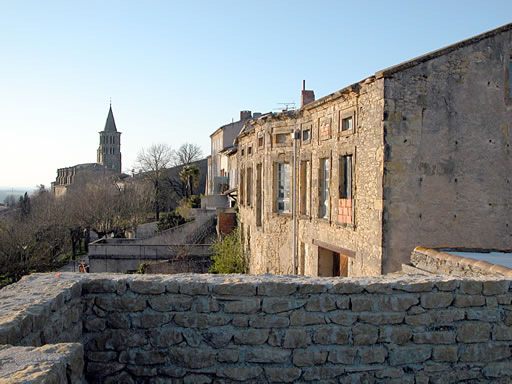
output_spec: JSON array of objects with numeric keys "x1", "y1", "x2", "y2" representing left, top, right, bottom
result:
[{"x1": 318, "y1": 247, "x2": 348, "y2": 277}]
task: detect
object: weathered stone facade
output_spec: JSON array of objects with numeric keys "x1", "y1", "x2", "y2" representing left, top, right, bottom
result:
[
  {"x1": 2, "y1": 273, "x2": 512, "y2": 383},
  {"x1": 236, "y1": 23, "x2": 512, "y2": 276}
]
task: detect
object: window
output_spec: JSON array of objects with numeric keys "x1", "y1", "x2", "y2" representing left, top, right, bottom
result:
[
  {"x1": 256, "y1": 164, "x2": 262, "y2": 226},
  {"x1": 299, "y1": 160, "x2": 310, "y2": 216},
  {"x1": 276, "y1": 163, "x2": 290, "y2": 213},
  {"x1": 276, "y1": 134, "x2": 288, "y2": 144},
  {"x1": 241, "y1": 148, "x2": 245, "y2": 156},
  {"x1": 319, "y1": 158, "x2": 330, "y2": 219},
  {"x1": 248, "y1": 146, "x2": 253, "y2": 155},
  {"x1": 239, "y1": 168, "x2": 245, "y2": 206},
  {"x1": 302, "y1": 129, "x2": 311, "y2": 142},
  {"x1": 258, "y1": 135, "x2": 264, "y2": 148},
  {"x1": 298, "y1": 243, "x2": 306, "y2": 275},
  {"x1": 342, "y1": 116, "x2": 353, "y2": 131},
  {"x1": 338, "y1": 155, "x2": 353, "y2": 224},
  {"x1": 246, "y1": 167, "x2": 253, "y2": 207}
]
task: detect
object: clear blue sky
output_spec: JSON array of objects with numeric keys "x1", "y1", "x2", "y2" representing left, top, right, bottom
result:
[{"x1": 1, "y1": 1, "x2": 511, "y2": 189}]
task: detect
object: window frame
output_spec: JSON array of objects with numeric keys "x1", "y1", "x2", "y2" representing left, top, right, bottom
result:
[
  {"x1": 318, "y1": 157, "x2": 330, "y2": 219},
  {"x1": 275, "y1": 162, "x2": 291, "y2": 213},
  {"x1": 339, "y1": 108, "x2": 356, "y2": 137}
]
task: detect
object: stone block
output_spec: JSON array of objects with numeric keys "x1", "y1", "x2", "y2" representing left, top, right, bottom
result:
[
  {"x1": 303, "y1": 366, "x2": 345, "y2": 380},
  {"x1": 432, "y1": 345, "x2": 458, "y2": 362},
  {"x1": 262, "y1": 298, "x2": 304, "y2": 314},
  {"x1": 353, "y1": 324, "x2": 378, "y2": 345},
  {"x1": 378, "y1": 326, "x2": 412, "y2": 345},
  {"x1": 305, "y1": 294, "x2": 336, "y2": 312},
  {"x1": 329, "y1": 282, "x2": 365, "y2": 294},
  {"x1": 459, "y1": 280, "x2": 482, "y2": 295},
  {"x1": 381, "y1": 295, "x2": 419, "y2": 311},
  {"x1": 119, "y1": 350, "x2": 166, "y2": 365},
  {"x1": 457, "y1": 322, "x2": 491, "y2": 343},
  {"x1": 107, "y1": 312, "x2": 131, "y2": 329},
  {"x1": 202, "y1": 330, "x2": 233, "y2": 348},
  {"x1": 129, "y1": 279, "x2": 166, "y2": 295},
  {"x1": 313, "y1": 325, "x2": 350, "y2": 345},
  {"x1": 131, "y1": 311, "x2": 171, "y2": 329},
  {"x1": 454, "y1": 294, "x2": 485, "y2": 308},
  {"x1": 465, "y1": 308, "x2": 501, "y2": 322},
  {"x1": 184, "y1": 374, "x2": 212, "y2": 384},
  {"x1": 482, "y1": 362, "x2": 512, "y2": 377},
  {"x1": 126, "y1": 365, "x2": 157, "y2": 377},
  {"x1": 87, "y1": 361, "x2": 125, "y2": 377},
  {"x1": 82, "y1": 278, "x2": 118, "y2": 294},
  {"x1": 413, "y1": 331, "x2": 456, "y2": 344},
  {"x1": 191, "y1": 297, "x2": 220, "y2": 313},
  {"x1": 250, "y1": 315, "x2": 289, "y2": 328},
  {"x1": 394, "y1": 280, "x2": 434, "y2": 293},
  {"x1": 231, "y1": 315, "x2": 249, "y2": 327},
  {"x1": 298, "y1": 283, "x2": 327, "y2": 294},
  {"x1": 405, "y1": 312, "x2": 434, "y2": 326},
  {"x1": 359, "y1": 346, "x2": 387, "y2": 364},
  {"x1": 486, "y1": 296, "x2": 498, "y2": 308},
  {"x1": 435, "y1": 280, "x2": 458, "y2": 291},
  {"x1": 497, "y1": 294, "x2": 512, "y2": 305},
  {"x1": 213, "y1": 282, "x2": 256, "y2": 296},
  {"x1": 336, "y1": 296, "x2": 350, "y2": 309},
  {"x1": 359, "y1": 312, "x2": 404, "y2": 325},
  {"x1": 460, "y1": 342, "x2": 512, "y2": 362},
  {"x1": 104, "y1": 330, "x2": 148, "y2": 350},
  {"x1": 258, "y1": 281, "x2": 297, "y2": 296},
  {"x1": 351, "y1": 295, "x2": 378, "y2": 312},
  {"x1": 483, "y1": 280, "x2": 510, "y2": 296},
  {"x1": 84, "y1": 317, "x2": 106, "y2": 332},
  {"x1": 147, "y1": 327, "x2": 183, "y2": 347},
  {"x1": 179, "y1": 282, "x2": 209, "y2": 296},
  {"x1": 388, "y1": 345, "x2": 431, "y2": 365},
  {"x1": 283, "y1": 329, "x2": 312, "y2": 348},
  {"x1": 222, "y1": 366, "x2": 263, "y2": 381},
  {"x1": 148, "y1": 295, "x2": 192, "y2": 312},
  {"x1": 217, "y1": 348, "x2": 239, "y2": 363},
  {"x1": 86, "y1": 351, "x2": 118, "y2": 362},
  {"x1": 264, "y1": 367, "x2": 302, "y2": 382},
  {"x1": 292, "y1": 349, "x2": 328, "y2": 366},
  {"x1": 245, "y1": 347, "x2": 291, "y2": 363},
  {"x1": 233, "y1": 329, "x2": 269, "y2": 345},
  {"x1": 328, "y1": 347, "x2": 357, "y2": 364},
  {"x1": 223, "y1": 298, "x2": 260, "y2": 314},
  {"x1": 169, "y1": 347, "x2": 216, "y2": 369},
  {"x1": 421, "y1": 292, "x2": 453, "y2": 309},
  {"x1": 290, "y1": 310, "x2": 326, "y2": 326},
  {"x1": 492, "y1": 325, "x2": 512, "y2": 341}
]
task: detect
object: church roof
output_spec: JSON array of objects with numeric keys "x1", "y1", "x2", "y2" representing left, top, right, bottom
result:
[{"x1": 103, "y1": 105, "x2": 117, "y2": 132}]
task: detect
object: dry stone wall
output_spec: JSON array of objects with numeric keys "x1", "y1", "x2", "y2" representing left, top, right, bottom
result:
[{"x1": 1, "y1": 273, "x2": 512, "y2": 383}]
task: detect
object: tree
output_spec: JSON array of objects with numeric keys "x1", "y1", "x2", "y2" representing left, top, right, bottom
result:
[
  {"x1": 174, "y1": 143, "x2": 203, "y2": 166},
  {"x1": 3, "y1": 195, "x2": 16, "y2": 207},
  {"x1": 135, "y1": 143, "x2": 175, "y2": 220},
  {"x1": 179, "y1": 164, "x2": 201, "y2": 199}
]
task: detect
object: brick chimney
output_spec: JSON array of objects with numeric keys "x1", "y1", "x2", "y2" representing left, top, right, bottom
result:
[
  {"x1": 240, "y1": 110, "x2": 252, "y2": 121},
  {"x1": 301, "y1": 80, "x2": 315, "y2": 107}
]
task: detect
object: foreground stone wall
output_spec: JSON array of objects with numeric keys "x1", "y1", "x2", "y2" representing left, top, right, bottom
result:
[
  {"x1": 1, "y1": 273, "x2": 512, "y2": 383},
  {"x1": 411, "y1": 247, "x2": 512, "y2": 278},
  {"x1": 80, "y1": 274, "x2": 512, "y2": 383}
]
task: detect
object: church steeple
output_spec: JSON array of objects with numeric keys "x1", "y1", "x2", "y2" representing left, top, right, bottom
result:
[{"x1": 97, "y1": 104, "x2": 122, "y2": 172}]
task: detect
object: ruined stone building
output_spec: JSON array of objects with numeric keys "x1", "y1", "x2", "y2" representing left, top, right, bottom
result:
[
  {"x1": 236, "y1": 23, "x2": 512, "y2": 277},
  {"x1": 51, "y1": 105, "x2": 122, "y2": 196}
]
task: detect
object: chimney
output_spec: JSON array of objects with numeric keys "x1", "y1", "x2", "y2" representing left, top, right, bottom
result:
[
  {"x1": 240, "y1": 110, "x2": 252, "y2": 121},
  {"x1": 301, "y1": 80, "x2": 315, "y2": 107}
]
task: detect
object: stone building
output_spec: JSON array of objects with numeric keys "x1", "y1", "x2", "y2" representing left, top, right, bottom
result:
[
  {"x1": 207, "y1": 111, "x2": 260, "y2": 196},
  {"x1": 51, "y1": 105, "x2": 122, "y2": 195},
  {"x1": 236, "y1": 23, "x2": 512, "y2": 277}
]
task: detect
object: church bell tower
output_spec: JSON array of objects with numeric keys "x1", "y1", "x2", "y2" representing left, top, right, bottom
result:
[{"x1": 97, "y1": 104, "x2": 122, "y2": 172}]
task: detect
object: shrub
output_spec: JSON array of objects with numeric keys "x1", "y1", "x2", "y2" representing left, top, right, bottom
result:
[
  {"x1": 156, "y1": 211, "x2": 187, "y2": 232},
  {"x1": 209, "y1": 226, "x2": 247, "y2": 274}
]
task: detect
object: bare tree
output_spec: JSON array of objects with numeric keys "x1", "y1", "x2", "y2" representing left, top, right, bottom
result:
[
  {"x1": 135, "y1": 143, "x2": 175, "y2": 220},
  {"x1": 174, "y1": 143, "x2": 203, "y2": 166}
]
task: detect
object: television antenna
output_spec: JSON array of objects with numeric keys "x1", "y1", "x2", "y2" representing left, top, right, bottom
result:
[{"x1": 273, "y1": 102, "x2": 296, "y2": 112}]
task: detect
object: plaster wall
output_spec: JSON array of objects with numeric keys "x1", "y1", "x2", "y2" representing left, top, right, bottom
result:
[{"x1": 382, "y1": 28, "x2": 512, "y2": 273}]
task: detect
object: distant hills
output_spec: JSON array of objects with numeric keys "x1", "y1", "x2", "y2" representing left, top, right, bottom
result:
[{"x1": 0, "y1": 188, "x2": 35, "y2": 203}]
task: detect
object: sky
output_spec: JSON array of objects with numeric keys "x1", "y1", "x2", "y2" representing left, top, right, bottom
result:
[{"x1": 1, "y1": 1, "x2": 511, "y2": 189}]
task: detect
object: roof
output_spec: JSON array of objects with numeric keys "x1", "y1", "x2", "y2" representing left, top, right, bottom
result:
[{"x1": 103, "y1": 105, "x2": 118, "y2": 132}]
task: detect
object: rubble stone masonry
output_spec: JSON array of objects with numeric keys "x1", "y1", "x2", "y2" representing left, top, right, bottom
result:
[{"x1": 1, "y1": 273, "x2": 512, "y2": 383}]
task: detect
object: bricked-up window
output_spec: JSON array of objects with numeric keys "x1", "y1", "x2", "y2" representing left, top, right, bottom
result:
[
  {"x1": 319, "y1": 158, "x2": 330, "y2": 219},
  {"x1": 246, "y1": 167, "x2": 253, "y2": 207},
  {"x1": 342, "y1": 116, "x2": 353, "y2": 131},
  {"x1": 338, "y1": 155, "x2": 353, "y2": 224},
  {"x1": 276, "y1": 162, "x2": 290, "y2": 213},
  {"x1": 299, "y1": 160, "x2": 311, "y2": 216}
]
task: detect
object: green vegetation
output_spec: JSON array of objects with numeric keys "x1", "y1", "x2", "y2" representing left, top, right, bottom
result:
[
  {"x1": 209, "y1": 226, "x2": 247, "y2": 274},
  {"x1": 156, "y1": 210, "x2": 188, "y2": 232}
]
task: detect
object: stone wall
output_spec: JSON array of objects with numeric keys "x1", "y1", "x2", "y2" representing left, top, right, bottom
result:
[
  {"x1": 381, "y1": 26, "x2": 512, "y2": 273},
  {"x1": 2, "y1": 273, "x2": 512, "y2": 383},
  {"x1": 237, "y1": 77, "x2": 385, "y2": 277},
  {"x1": 410, "y1": 246, "x2": 512, "y2": 278}
]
